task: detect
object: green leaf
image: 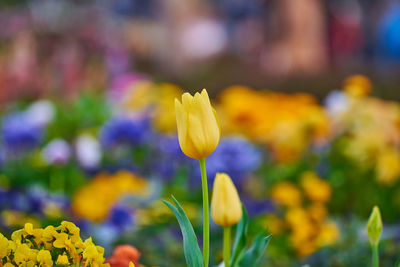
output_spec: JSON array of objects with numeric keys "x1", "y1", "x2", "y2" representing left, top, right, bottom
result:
[
  {"x1": 238, "y1": 234, "x2": 272, "y2": 267},
  {"x1": 230, "y1": 206, "x2": 249, "y2": 267},
  {"x1": 163, "y1": 196, "x2": 203, "y2": 267},
  {"x1": 395, "y1": 255, "x2": 400, "y2": 267}
]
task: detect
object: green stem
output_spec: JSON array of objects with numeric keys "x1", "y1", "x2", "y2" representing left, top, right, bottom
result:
[
  {"x1": 199, "y1": 159, "x2": 209, "y2": 267},
  {"x1": 371, "y1": 243, "x2": 379, "y2": 267},
  {"x1": 223, "y1": 227, "x2": 231, "y2": 267}
]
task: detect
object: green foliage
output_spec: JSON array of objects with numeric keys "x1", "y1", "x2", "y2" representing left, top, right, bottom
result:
[
  {"x1": 230, "y1": 206, "x2": 271, "y2": 267},
  {"x1": 163, "y1": 196, "x2": 203, "y2": 267},
  {"x1": 230, "y1": 206, "x2": 249, "y2": 267},
  {"x1": 239, "y1": 234, "x2": 271, "y2": 267}
]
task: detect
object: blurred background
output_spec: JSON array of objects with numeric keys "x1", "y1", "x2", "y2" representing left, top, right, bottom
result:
[
  {"x1": 1, "y1": 0, "x2": 400, "y2": 102},
  {"x1": 1, "y1": 1, "x2": 400, "y2": 267}
]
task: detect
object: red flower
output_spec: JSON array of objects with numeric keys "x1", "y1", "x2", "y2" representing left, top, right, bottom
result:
[{"x1": 107, "y1": 245, "x2": 141, "y2": 267}]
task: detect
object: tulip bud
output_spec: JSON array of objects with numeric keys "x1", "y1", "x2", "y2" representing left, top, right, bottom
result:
[
  {"x1": 211, "y1": 173, "x2": 242, "y2": 227},
  {"x1": 367, "y1": 206, "x2": 382, "y2": 245},
  {"x1": 175, "y1": 89, "x2": 220, "y2": 159}
]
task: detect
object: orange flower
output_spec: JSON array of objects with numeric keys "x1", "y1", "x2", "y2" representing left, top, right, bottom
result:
[{"x1": 107, "y1": 245, "x2": 141, "y2": 267}]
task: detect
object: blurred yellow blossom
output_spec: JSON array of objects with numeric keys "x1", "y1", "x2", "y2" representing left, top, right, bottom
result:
[
  {"x1": 300, "y1": 172, "x2": 332, "y2": 203},
  {"x1": 343, "y1": 74, "x2": 372, "y2": 97},
  {"x1": 123, "y1": 80, "x2": 157, "y2": 111},
  {"x1": 270, "y1": 182, "x2": 302, "y2": 207},
  {"x1": 153, "y1": 83, "x2": 182, "y2": 133},
  {"x1": 271, "y1": 177, "x2": 339, "y2": 257},
  {"x1": 285, "y1": 207, "x2": 311, "y2": 228},
  {"x1": 376, "y1": 148, "x2": 400, "y2": 185},
  {"x1": 317, "y1": 221, "x2": 340, "y2": 247},
  {"x1": 218, "y1": 86, "x2": 329, "y2": 162},
  {"x1": 122, "y1": 81, "x2": 183, "y2": 133},
  {"x1": 72, "y1": 171, "x2": 150, "y2": 222},
  {"x1": 307, "y1": 203, "x2": 328, "y2": 223},
  {"x1": 263, "y1": 215, "x2": 284, "y2": 235},
  {"x1": 335, "y1": 94, "x2": 400, "y2": 174}
]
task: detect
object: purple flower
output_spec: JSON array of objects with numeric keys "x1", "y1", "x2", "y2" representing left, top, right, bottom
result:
[
  {"x1": 1, "y1": 113, "x2": 43, "y2": 154},
  {"x1": 191, "y1": 136, "x2": 262, "y2": 185},
  {"x1": 100, "y1": 116, "x2": 152, "y2": 148},
  {"x1": 242, "y1": 196, "x2": 276, "y2": 217},
  {"x1": 152, "y1": 135, "x2": 188, "y2": 181}
]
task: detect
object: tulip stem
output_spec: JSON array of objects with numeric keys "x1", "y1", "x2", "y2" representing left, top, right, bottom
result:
[
  {"x1": 371, "y1": 243, "x2": 379, "y2": 267},
  {"x1": 223, "y1": 227, "x2": 231, "y2": 267},
  {"x1": 199, "y1": 159, "x2": 209, "y2": 267}
]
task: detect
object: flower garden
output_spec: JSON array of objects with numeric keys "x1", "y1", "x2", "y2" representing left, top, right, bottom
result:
[
  {"x1": 2, "y1": 1, "x2": 400, "y2": 266},
  {"x1": 0, "y1": 74, "x2": 399, "y2": 266}
]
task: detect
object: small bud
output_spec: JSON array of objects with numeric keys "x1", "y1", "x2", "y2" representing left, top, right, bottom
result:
[
  {"x1": 367, "y1": 206, "x2": 382, "y2": 245},
  {"x1": 211, "y1": 173, "x2": 242, "y2": 227}
]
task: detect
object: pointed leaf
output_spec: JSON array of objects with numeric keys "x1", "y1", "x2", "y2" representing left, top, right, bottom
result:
[
  {"x1": 163, "y1": 196, "x2": 203, "y2": 267},
  {"x1": 230, "y1": 206, "x2": 249, "y2": 267},
  {"x1": 238, "y1": 234, "x2": 271, "y2": 267}
]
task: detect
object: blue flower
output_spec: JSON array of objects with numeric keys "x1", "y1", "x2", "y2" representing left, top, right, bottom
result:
[
  {"x1": 100, "y1": 116, "x2": 152, "y2": 148},
  {"x1": 191, "y1": 136, "x2": 262, "y2": 185},
  {"x1": 157, "y1": 135, "x2": 185, "y2": 159},
  {"x1": 242, "y1": 196, "x2": 276, "y2": 217},
  {"x1": 108, "y1": 205, "x2": 135, "y2": 232},
  {"x1": 152, "y1": 135, "x2": 188, "y2": 181},
  {"x1": 1, "y1": 113, "x2": 42, "y2": 154}
]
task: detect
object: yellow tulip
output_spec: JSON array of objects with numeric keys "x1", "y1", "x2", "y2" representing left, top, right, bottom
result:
[
  {"x1": 175, "y1": 89, "x2": 220, "y2": 159},
  {"x1": 211, "y1": 173, "x2": 242, "y2": 226}
]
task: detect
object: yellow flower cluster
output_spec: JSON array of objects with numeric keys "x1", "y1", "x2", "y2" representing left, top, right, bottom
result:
[
  {"x1": 269, "y1": 172, "x2": 339, "y2": 257},
  {"x1": 334, "y1": 84, "x2": 400, "y2": 184},
  {"x1": 217, "y1": 86, "x2": 329, "y2": 162},
  {"x1": 72, "y1": 171, "x2": 150, "y2": 222},
  {"x1": 0, "y1": 221, "x2": 109, "y2": 267}
]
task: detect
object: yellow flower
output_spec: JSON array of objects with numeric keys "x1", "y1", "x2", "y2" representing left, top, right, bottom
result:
[
  {"x1": 58, "y1": 221, "x2": 81, "y2": 242},
  {"x1": 211, "y1": 173, "x2": 242, "y2": 227},
  {"x1": 285, "y1": 207, "x2": 310, "y2": 228},
  {"x1": 296, "y1": 240, "x2": 317, "y2": 257},
  {"x1": 316, "y1": 221, "x2": 340, "y2": 247},
  {"x1": 14, "y1": 244, "x2": 37, "y2": 265},
  {"x1": 129, "y1": 262, "x2": 136, "y2": 267},
  {"x1": 343, "y1": 74, "x2": 372, "y2": 97},
  {"x1": 56, "y1": 254, "x2": 69, "y2": 265},
  {"x1": 72, "y1": 171, "x2": 150, "y2": 222},
  {"x1": 153, "y1": 83, "x2": 182, "y2": 133},
  {"x1": 37, "y1": 250, "x2": 53, "y2": 267},
  {"x1": 0, "y1": 233, "x2": 9, "y2": 258},
  {"x1": 307, "y1": 203, "x2": 328, "y2": 223},
  {"x1": 367, "y1": 206, "x2": 382, "y2": 245},
  {"x1": 270, "y1": 182, "x2": 302, "y2": 207},
  {"x1": 53, "y1": 233, "x2": 70, "y2": 249},
  {"x1": 376, "y1": 148, "x2": 400, "y2": 185},
  {"x1": 83, "y1": 244, "x2": 106, "y2": 267},
  {"x1": 263, "y1": 215, "x2": 284, "y2": 235},
  {"x1": 175, "y1": 89, "x2": 220, "y2": 159},
  {"x1": 300, "y1": 172, "x2": 331, "y2": 203}
]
